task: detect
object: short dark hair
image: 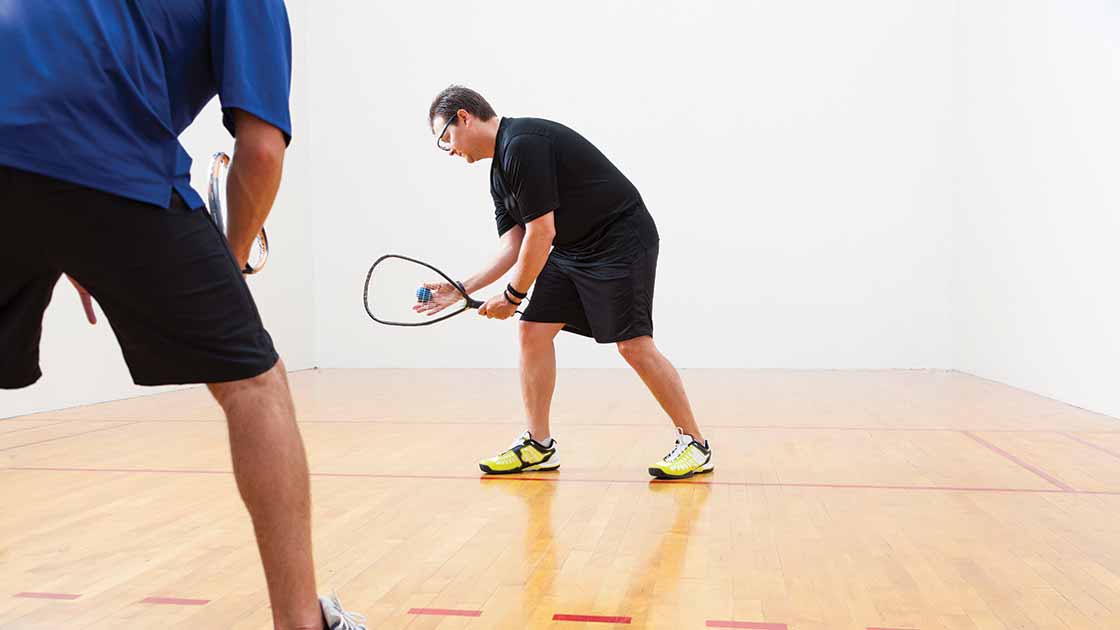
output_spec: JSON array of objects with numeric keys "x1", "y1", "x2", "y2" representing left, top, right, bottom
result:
[{"x1": 428, "y1": 85, "x2": 497, "y2": 129}]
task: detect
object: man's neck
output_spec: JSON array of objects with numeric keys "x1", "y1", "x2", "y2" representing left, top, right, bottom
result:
[{"x1": 480, "y1": 116, "x2": 502, "y2": 160}]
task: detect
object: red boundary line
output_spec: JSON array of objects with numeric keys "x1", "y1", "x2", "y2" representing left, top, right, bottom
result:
[
  {"x1": 961, "y1": 431, "x2": 1075, "y2": 491},
  {"x1": 1063, "y1": 433, "x2": 1120, "y2": 462},
  {"x1": 9, "y1": 416, "x2": 1120, "y2": 434},
  {"x1": 9, "y1": 464, "x2": 1116, "y2": 495},
  {"x1": 0, "y1": 422, "x2": 137, "y2": 453}
]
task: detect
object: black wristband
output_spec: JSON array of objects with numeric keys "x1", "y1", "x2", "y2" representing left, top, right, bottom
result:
[
  {"x1": 506, "y1": 283, "x2": 528, "y2": 300},
  {"x1": 503, "y1": 289, "x2": 522, "y2": 305}
]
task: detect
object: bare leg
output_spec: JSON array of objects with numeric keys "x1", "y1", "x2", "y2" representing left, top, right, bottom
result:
[
  {"x1": 209, "y1": 360, "x2": 324, "y2": 630},
  {"x1": 518, "y1": 322, "x2": 566, "y2": 441},
  {"x1": 616, "y1": 336, "x2": 705, "y2": 444}
]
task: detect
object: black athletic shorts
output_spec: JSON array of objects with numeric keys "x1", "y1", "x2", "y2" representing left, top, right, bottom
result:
[
  {"x1": 0, "y1": 166, "x2": 278, "y2": 388},
  {"x1": 521, "y1": 207, "x2": 660, "y2": 343}
]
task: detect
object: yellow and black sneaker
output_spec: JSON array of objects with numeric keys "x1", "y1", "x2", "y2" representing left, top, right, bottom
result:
[
  {"x1": 648, "y1": 428, "x2": 713, "y2": 479},
  {"x1": 479, "y1": 431, "x2": 560, "y2": 475}
]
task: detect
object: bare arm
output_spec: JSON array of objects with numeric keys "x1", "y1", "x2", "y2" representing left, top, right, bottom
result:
[
  {"x1": 507, "y1": 212, "x2": 556, "y2": 294},
  {"x1": 462, "y1": 225, "x2": 525, "y2": 293},
  {"x1": 473, "y1": 212, "x2": 554, "y2": 319},
  {"x1": 225, "y1": 109, "x2": 287, "y2": 270}
]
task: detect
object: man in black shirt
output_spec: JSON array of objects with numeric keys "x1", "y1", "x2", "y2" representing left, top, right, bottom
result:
[{"x1": 424, "y1": 85, "x2": 711, "y2": 479}]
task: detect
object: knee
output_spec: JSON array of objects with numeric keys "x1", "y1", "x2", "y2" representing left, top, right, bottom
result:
[
  {"x1": 519, "y1": 322, "x2": 557, "y2": 352},
  {"x1": 617, "y1": 337, "x2": 653, "y2": 366},
  {"x1": 207, "y1": 359, "x2": 286, "y2": 410}
]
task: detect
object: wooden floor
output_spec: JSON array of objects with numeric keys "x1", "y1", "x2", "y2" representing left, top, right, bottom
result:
[{"x1": 2, "y1": 369, "x2": 1120, "y2": 630}]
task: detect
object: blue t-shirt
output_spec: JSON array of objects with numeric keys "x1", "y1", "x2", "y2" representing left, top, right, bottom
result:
[{"x1": 0, "y1": 0, "x2": 293, "y2": 209}]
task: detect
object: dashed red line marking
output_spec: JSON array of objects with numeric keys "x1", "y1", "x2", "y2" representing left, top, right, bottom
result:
[
  {"x1": 408, "y1": 608, "x2": 482, "y2": 617},
  {"x1": 706, "y1": 621, "x2": 788, "y2": 629},
  {"x1": 554, "y1": 613, "x2": 632, "y2": 623},
  {"x1": 14, "y1": 592, "x2": 81, "y2": 600},
  {"x1": 139, "y1": 597, "x2": 209, "y2": 606}
]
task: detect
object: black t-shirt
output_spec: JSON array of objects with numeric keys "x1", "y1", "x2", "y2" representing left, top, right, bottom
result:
[{"x1": 491, "y1": 117, "x2": 656, "y2": 255}]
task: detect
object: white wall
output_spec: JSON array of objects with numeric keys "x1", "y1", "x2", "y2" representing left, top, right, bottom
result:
[
  {"x1": 13, "y1": 1, "x2": 1119, "y2": 422},
  {"x1": 1, "y1": 0, "x2": 316, "y2": 419},
  {"x1": 311, "y1": 0, "x2": 957, "y2": 369},
  {"x1": 955, "y1": 0, "x2": 1120, "y2": 417}
]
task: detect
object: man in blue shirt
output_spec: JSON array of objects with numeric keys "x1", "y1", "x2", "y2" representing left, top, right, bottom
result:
[{"x1": 0, "y1": 2, "x2": 363, "y2": 628}]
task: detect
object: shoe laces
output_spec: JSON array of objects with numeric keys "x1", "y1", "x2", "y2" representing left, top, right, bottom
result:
[
  {"x1": 663, "y1": 428, "x2": 692, "y2": 462},
  {"x1": 508, "y1": 430, "x2": 533, "y2": 451},
  {"x1": 323, "y1": 592, "x2": 367, "y2": 630}
]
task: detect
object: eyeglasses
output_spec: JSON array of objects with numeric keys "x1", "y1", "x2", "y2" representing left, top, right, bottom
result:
[{"x1": 436, "y1": 116, "x2": 456, "y2": 151}]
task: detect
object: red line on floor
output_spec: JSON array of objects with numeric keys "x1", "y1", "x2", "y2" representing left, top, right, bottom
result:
[
  {"x1": 0, "y1": 422, "x2": 137, "y2": 453},
  {"x1": 17, "y1": 417, "x2": 1120, "y2": 434},
  {"x1": 10, "y1": 465, "x2": 1116, "y2": 495},
  {"x1": 11, "y1": 466, "x2": 230, "y2": 475},
  {"x1": 1063, "y1": 433, "x2": 1120, "y2": 462},
  {"x1": 706, "y1": 621, "x2": 788, "y2": 629},
  {"x1": 140, "y1": 597, "x2": 209, "y2": 606},
  {"x1": 554, "y1": 613, "x2": 631, "y2": 623},
  {"x1": 408, "y1": 608, "x2": 482, "y2": 617},
  {"x1": 0, "y1": 420, "x2": 74, "y2": 436},
  {"x1": 961, "y1": 431, "x2": 1074, "y2": 491},
  {"x1": 14, "y1": 592, "x2": 81, "y2": 600}
]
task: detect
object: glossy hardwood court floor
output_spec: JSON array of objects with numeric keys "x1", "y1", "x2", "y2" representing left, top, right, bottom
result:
[{"x1": 2, "y1": 369, "x2": 1120, "y2": 629}]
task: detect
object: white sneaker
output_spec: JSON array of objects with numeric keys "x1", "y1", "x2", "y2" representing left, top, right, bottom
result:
[
  {"x1": 320, "y1": 594, "x2": 366, "y2": 630},
  {"x1": 648, "y1": 427, "x2": 713, "y2": 479}
]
